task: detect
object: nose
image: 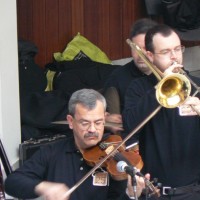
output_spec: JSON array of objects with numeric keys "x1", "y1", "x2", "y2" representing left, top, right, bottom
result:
[
  {"x1": 170, "y1": 49, "x2": 178, "y2": 59},
  {"x1": 88, "y1": 123, "x2": 96, "y2": 132}
]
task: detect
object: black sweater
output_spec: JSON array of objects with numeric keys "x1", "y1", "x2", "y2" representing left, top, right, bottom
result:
[
  {"x1": 122, "y1": 74, "x2": 200, "y2": 187},
  {"x1": 104, "y1": 60, "x2": 146, "y2": 112}
]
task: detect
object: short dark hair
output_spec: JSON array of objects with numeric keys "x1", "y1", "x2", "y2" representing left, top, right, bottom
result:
[
  {"x1": 130, "y1": 18, "x2": 157, "y2": 39},
  {"x1": 145, "y1": 24, "x2": 176, "y2": 52},
  {"x1": 68, "y1": 89, "x2": 106, "y2": 116}
]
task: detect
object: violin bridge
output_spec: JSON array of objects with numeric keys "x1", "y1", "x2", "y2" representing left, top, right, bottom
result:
[{"x1": 105, "y1": 145, "x2": 115, "y2": 155}]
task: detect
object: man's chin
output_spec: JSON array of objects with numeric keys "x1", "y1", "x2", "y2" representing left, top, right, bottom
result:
[
  {"x1": 85, "y1": 138, "x2": 99, "y2": 148},
  {"x1": 137, "y1": 65, "x2": 150, "y2": 73},
  {"x1": 137, "y1": 63, "x2": 147, "y2": 69}
]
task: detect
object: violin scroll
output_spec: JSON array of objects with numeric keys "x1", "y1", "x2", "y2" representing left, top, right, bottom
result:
[{"x1": 142, "y1": 177, "x2": 161, "y2": 198}]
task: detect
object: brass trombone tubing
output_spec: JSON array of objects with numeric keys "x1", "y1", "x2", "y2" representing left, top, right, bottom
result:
[
  {"x1": 62, "y1": 40, "x2": 200, "y2": 198},
  {"x1": 127, "y1": 38, "x2": 200, "y2": 96},
  {"x1": 126, "y1": 39, "x2": 163, "y2": 80},
  {"x1": 188, "y1": 90, "x2": 200, "y2": 115},
  {"x1": 180, "y1": 69, "x2": 200, "y2": 94},
  {"x1": 127, "y1": 39, "x2": 200, "y2": 114},
  {"x1": 179, "y1": 68, "x2": 200, "y2": 115}
]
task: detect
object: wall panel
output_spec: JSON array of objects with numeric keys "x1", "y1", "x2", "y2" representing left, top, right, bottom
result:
[
  {"x1": 17, "y1": 0, "x2": 147, "y2": 67},
  {"x1": 57, "y1": 0, "x2": 72, "y2": 52}
]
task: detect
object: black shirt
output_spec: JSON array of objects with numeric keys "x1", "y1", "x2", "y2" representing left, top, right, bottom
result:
[
  {"x1": 104, "y1": 60, "x2": 145, "y2": 112},
  {"x1": 5, "y1": 136, "x2": 131, "y2": 200},
  {"x1": 122, "y1": 74, "x2": 200, "y2": 187}
]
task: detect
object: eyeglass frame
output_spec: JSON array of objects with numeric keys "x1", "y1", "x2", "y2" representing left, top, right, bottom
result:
[
  {"x1": 72, "y1": 118, "x2": 105, "y2": 131},
  {"x1": 153, "y1": 45, "x2": 185, "y2": 57}
]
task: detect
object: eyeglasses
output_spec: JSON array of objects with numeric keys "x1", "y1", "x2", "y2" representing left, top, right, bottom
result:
[
  {"x1": 154, "y1": 45, "x2": 185, "y2": 57},
  {"x1": 74, "y1": 119, "x2": 105, "y2": 131}
]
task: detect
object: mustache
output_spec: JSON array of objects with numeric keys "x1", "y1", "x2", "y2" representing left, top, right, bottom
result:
[{"x1": 84, "y1": 132, "x2": 99, "y2": 138}]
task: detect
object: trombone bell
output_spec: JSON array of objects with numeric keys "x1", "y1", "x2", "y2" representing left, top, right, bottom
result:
[
  {"x1": 126, "y1": 39, "x2": 192, "y2": 109},
  {"x1": 156, "y1": 73, "x2": 191, "y2": 108}
]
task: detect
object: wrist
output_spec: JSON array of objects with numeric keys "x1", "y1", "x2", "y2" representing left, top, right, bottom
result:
[{"x1": 35, "y1": 181, "x2": 47, "y2": 195}]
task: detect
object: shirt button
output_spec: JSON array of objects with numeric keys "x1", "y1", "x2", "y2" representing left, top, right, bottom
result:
[{"x1": 80, "y1": 167, "x2": 83, "y2": 170}]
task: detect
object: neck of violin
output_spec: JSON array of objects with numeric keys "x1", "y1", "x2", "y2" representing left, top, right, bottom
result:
[{"x1": 113, "y1": 152, "x2": 132, "y2": 165}]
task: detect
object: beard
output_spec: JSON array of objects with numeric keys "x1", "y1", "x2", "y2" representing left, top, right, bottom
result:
[{"x1": 135, "y1": 61, "x2": 150, "y2": 74}]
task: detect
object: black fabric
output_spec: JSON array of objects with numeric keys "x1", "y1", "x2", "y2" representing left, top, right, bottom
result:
[
  {"x1": 162, "y1": 0, "x2": 200, "y2": 31},
  {"x1": 122, "y1": 74, "x2": 200, "y2": 188},
  {"x1": 46, "y1": 59, "x2": 120, "y2": 95},
  {"x1": 5, "y1": 137, "x2": 130, "y2": 200},
  {"x1": 18, "y1": 39, "x2": 47, "y2": 98},
  {"x1": 103, "y1": 60, "x2": 146, "y2": 113},
  {"x1": 20, "y1": 90, "x2": 71, "y2": 141},
  {"x1": 20, "y1": 59, "x2": 119, "y2": 141},
  {"x1": 145, "y1": 0, "x2": 162, "y2": 16},
  {"x1": 161, "y1": 183, "x2": 200, "y2": 196},
  {"x1": 18, "y1": 39, "x2": 38, "y2": 58}
]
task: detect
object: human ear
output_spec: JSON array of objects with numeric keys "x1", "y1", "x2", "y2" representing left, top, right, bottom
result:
[
  {"x1": 67, "y1": 115, "x2": 73, "y2": 129},
  {"x1": 146, "y1": 51, "x2": 154, "y2": 63}
]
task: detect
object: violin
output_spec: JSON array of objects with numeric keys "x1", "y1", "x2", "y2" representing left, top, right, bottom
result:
[
  {"x1": 83, "y1": 134, "x2": 160, "y2": 198},
  {"x1": 83, "y1": 134, "x2": 143, "y2": 181},
  {"x1": 63, "y1": 123, "x2": 161, "y2": 199}
]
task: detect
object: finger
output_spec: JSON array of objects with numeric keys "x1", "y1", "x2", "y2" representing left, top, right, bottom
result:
[
  {"x1": 144, "y1": 173, "x2": 150, "y2": 180},
  {"x1": 185, "y1": 97, "x2": 200, "y2": 105}
]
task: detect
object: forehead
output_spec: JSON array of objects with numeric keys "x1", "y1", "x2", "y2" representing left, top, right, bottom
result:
[
  {"x1": 74, "y1": 101, "x2": 105, "y2": 119},
  {"x1": 152, "y1": 32, "x2": 181, "y2": 51}
]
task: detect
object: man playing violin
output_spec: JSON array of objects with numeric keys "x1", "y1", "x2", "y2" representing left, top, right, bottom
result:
[
  {"x1": 123, "y1": 24, "x2": 200, "y2": 200},
  {"x1": 5, "y1": 89, "x2": 147, "y2": 200}
]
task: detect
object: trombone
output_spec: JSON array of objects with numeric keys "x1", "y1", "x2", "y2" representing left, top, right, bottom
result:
[
  {"x1": 61, "y1": 41, "x2": 200, "y2": 199},
  {"x1": 126, "y1": 39, "x2": 200, "y2": 113}
]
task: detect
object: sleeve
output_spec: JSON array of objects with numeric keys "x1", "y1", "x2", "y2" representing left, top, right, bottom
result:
[
  {"x1": 4, "y1": 147, "x2": 50, "y2": 199},
  {"x1": 122, "y1": 77, "x2": 159, "y2": 135},
  {"x1": 107, "y1": 178, "x2": 133, "y2": 200}
]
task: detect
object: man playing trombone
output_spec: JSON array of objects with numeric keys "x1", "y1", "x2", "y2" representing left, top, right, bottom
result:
[{"x1": 123, "y1": 24, "x2": 200, "y2": 200}]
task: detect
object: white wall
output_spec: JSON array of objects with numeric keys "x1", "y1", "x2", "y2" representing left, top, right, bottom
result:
[
  {"x1": 183, "y1": 46, "x2": 200, "y2": 72},
  {"x1": 0, "y1": 0, "x2": 21, "y2": 171}
]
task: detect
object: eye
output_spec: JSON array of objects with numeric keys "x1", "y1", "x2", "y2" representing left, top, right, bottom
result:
[
  {"x1": 160, "y1": 50, "x2": 171, "y2": 55},
  {"x1": 174, "y1": 46, "x2": 182, "y2": 52},
  {"x1": 81, "y1": 122, "x2": 90, "y2": 127},
  {"x1": 95, "y1": 121, "x2": 103, "y2": 126},
  {"x1": 95, "y1": 121, "x2": 104, "y2": 128}
]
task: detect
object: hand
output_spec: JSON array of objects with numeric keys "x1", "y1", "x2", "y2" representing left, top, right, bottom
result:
[
  {"x1": 126, "y1": 173, "x2": 150, "y2": 198},
  {"x1": 35, "y1": 181, "x2": 70, "y2": 200},
  {"x1": 179, "y1": 96, "x2": 200, "y2": 116},
  {"x1": 105, "y1": 112, "x2": 122, "y2": 123},
  {"x1": 184, "y1": 96, "x2": 200, "y2": 106},
  {"x1": 105, "y1": 113, "x2": 123, "y2": 134},
  {"x1": 163, "y1": 62, "x2": 183, "y2": 76}
]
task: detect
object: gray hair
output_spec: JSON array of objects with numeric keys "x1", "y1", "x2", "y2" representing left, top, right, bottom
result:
[{"x1": 68, "y1": 89, "x2": 107, "y2": 116}]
